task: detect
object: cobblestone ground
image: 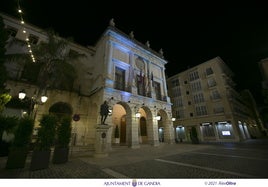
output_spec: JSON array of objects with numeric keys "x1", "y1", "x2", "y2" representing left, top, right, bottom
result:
[
  {"x1": 0, "y1": 158, "x2": 112, "y2": 178},
  {"x1": 0, "y1": 139, "x2": 268, "y2": 179}
]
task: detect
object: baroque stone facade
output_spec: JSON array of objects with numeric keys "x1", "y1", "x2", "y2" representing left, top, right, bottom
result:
[{"x1": 2, "y1": 13, "x2": 174, "y2": 149}]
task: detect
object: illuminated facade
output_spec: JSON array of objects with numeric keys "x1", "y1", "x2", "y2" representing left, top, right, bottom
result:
[
  {"x1": 167, "y1": 57, "x2": 262, "y2": 143},
  {"x1": 2, "y1": 13, "x2": 174, "y2": 149}
]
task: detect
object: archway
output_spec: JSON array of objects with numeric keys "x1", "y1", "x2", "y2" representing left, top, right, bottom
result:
[
  {"x1": 140, "y1": 116, "x2": 147, "y2": 143},
  {"x1": 49, "y1": 102, "x2": 73, "y2": 118},
  {"x1": 120, "y1": 115, "x2": 126, "y2": 144},
  {"x1": 156, "y1": 109, "x2": 170, "y2": 143},
  {"x1": 111, "y1": 102, "x2": 132, "y2": 146}
]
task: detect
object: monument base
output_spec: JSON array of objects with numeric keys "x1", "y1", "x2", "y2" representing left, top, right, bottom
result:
[{"x1": 94, "y1": 124, "x2": 111, "y2": 158}]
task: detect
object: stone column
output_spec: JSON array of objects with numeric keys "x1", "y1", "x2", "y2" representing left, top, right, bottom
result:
[{"x1": 94, "y1": 124, "x2": 112, "y2": 158}]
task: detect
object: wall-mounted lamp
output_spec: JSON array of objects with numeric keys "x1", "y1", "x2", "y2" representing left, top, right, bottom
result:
[
  {"x1": 155, "y1": 115, "x2": 161, "y2": 121},
  {"x1": 108, "y1": 107, "x2": 113, "y2": 116},
  {"x1": 19, "y1": 90, "x2": 26, "y2": 100},
  {"x1": 41, "y1": 95, "x2": 48, "y2": 103},
  {"x1": 135, "y1": 112, "x2": 141, "y2": 118},
  {"x1": 172, "y1": 117, "x2": 176, "y2": 122},
  {"x1": 19, "y1": 89, "x2": 48, "y2": 104}
]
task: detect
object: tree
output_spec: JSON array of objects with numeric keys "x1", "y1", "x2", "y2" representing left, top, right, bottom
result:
[
  {"x1": 0, "y1": 15, "x2": 11, "y2": 113},
  {"x1": 6, "y1": 29, "x2": 85, "y2": 91}
]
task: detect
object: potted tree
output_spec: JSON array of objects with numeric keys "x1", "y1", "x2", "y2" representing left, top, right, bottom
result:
[
  {"x1": 0, "y1": 116, "x2": 18, "y2": 157},
  {"x1": 29, "y1": 114, "x2": 57, "y2": 171},
  {"x1": 190, "y1": 127, "x2": 199, "y2": 144},
  {"x1": 5, "y1": 116, "x2": 34, "y2": 169},
  {"x1": 52, "y1": 116, "x2": 72, "y2": 164},
  {"x1": 114, "y1": 125, "x2": 120, "y2": 144}
]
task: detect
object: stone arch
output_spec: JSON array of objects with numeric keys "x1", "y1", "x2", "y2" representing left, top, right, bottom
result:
[
  {"x1": 113, "y1": 101, "x2": 133, "y2": 147},
  {"x1": 49, "y1": 101, "x2": 73, "y2": 118},
  {"x1": 156, "y1": 109, "x2": 171, "y2": 143},
  {"x1": 139, "y1": 106, "x2": 154, "y2": 145}
]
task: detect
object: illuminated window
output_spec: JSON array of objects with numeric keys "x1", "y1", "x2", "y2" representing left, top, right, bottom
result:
[{"x1": 115, "y1": 67, "x2": 125, "y2": 91}]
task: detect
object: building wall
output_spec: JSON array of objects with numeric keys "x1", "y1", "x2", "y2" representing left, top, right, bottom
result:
[
  {"x1": 2, "y1": 13, "x2": 174, "y2": 149},
  {"x1": 167, "y1": 57, "x2": 260, "y2": 142}
]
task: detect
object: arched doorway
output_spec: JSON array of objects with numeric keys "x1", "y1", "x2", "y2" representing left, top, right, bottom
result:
[
  {"x1": 156, "y1": 109, "x2": 172, "y2": 143},
  {"x1": 49, "y1": 102, "x2": 73, "y2": 118},
  {"x1": 120, "y1": 115, "x2": 126, "y2": 144},
  {"x1": 49, "y1": 102, "x2": 74, "y2": 144},
  {"x1": 140, "y1": 116, "x2": 147, "y2": 143}
]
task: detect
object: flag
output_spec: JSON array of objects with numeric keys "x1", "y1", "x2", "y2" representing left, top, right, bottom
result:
[
  {"x1": 139, "y1": 69, "x2": 143, "y2": 84},
  {"x1": 151, "y1": 72, "x2": 154, "y2": 87}
]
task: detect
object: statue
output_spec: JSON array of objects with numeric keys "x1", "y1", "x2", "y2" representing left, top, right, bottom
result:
[{"x1": 100, "y1": 101, "x2": 109, "y2": 125}]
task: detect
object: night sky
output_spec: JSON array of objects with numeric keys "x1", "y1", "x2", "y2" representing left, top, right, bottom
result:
[{"x1": 1, "y1": 0, "x2": 268, "y2": 105}]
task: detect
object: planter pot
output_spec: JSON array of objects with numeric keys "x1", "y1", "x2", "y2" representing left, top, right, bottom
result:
[
  {"x1": 52, "y1": 147, "x2": 69, "y2": 164},
  {"x1": 115, "y1": 138, "x2": 120, "y2": 144},
  {"x1": 30, "y1": 149, "x2": 51, "y2": 171},
  {"x1": 0, "y1": 141, "x2": 11, "y2": 157},
  {"x1": 5, "y1": 147, "x2": 28, "y2": 169}
]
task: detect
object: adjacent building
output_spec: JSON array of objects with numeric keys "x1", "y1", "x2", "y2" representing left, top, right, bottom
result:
[
  {"x1": 167, "y1": 57, "x2": 262, "y2": 143},
  {"x1": 258, "y1": 58, "x2": 268, "y2": 130}
]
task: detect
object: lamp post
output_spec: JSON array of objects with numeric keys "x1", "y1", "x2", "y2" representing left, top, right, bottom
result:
[{"x1": 18, "y1": 89, "x2": 48, "y2": 118}]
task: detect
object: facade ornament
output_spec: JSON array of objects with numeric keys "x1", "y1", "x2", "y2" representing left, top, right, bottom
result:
[
  {"x1": 159, "y1": 48, "x2": 164, "y2": 56},
  {"x1": 145, "y1": 41, "x2": 150, "y2": 48},
  {"x1": 129, "y1": 31, "x2": 134, "y2": 39},
  {"x1": 109, "y1": 18, "x2": 115, "y2": 27}
]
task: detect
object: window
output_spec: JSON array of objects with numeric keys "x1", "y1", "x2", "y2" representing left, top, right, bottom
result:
[
  {"x1": 175, "y1": 110, "x2": 184, "y2": 118},
  {"x1": 115, "y1": 67, "x2": 125, "y2": 91},
  {"x1": 154, "y1": 81, "x2": 161, "y2": 100},
  {"x1": 28, "y1": 34, "x2": 39, "y2": 45},
  {"x1": 171, "y1": 79, "x2": 180, "y2": 86},
  {"x1": 6, "y1": 26, "x2": 18, "y2": 37},
  {"x1": 211, "y1": 90, "x2": 221, "y2": 100},
  {"x1": 137, "y1": 73, "x2": 145, "y2": 96},
  {"x1": 189, "y1": 71, "x2": 199, "y2": 81},
  {"x1": 202, "y1": 124, "x2": 215, "y2": 137},
  {"x1": 206, "y1": 67, "x2": 213, "y2": 75},
  {"x1": 193, "y1": 93, "x2": 205, "y2": 103},
  {"x1": 191, "y1": 81, "x2": 202, "y2": 92},
  {"x1": 196, "y1": 106, "x2": 208, "y2": 116},
  {"x1": 172, "y1": 87, "x2": 181, "y2": 97},
  {"x1": 208, "y1": 78, "x2": 216, "y2": 87}
]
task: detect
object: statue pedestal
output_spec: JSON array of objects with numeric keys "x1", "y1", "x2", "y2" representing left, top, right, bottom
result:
[{"x1": 94, "y1": 124, "x2": 111, "y2": 158}]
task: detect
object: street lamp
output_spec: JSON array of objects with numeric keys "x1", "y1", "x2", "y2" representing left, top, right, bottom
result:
[
  {"x1": 18, "y1": 89, "x2": 48, "y2": 117},
  {"x1": 18, "y1": 90, "x2": 26, "y2": 100},
  {"x1": 18, "y1": 89, "x2": 48, "y2": 104},
  {"x1": 41, "y1": 95, "x2": 48, "y2": 103}
]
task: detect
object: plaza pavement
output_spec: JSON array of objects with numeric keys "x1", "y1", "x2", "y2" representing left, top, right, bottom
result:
[{"x1": 0, "y1": 142, "x2": 212, "y2": 178}]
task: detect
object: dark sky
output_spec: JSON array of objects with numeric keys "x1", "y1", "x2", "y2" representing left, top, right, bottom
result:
[{"x1": 1, "y1": 0, "x2": 268, "y2": 105}]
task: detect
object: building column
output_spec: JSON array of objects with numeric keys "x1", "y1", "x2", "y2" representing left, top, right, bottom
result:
[
  {"x1": 127, "y1": 112, "x2": 140, "y2": 148},
  {"x1": 147, "y1": 115, "x2": 160, "y2": 146},
  {"x1": 163, "y1": 119, "x2": 175, "y2": 144},
  {"x1": 213, "y1": 122, "x2": 220, "y2": 141},
  {"x1": 105, "y1": 41, "x2": 114, "y2": 87}
]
